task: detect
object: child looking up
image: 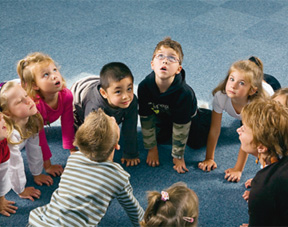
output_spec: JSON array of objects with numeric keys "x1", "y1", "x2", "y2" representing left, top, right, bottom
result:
[
  {"x1": 17, "y1": 52, "x2": 76, "y2": 176},
  {"x1": 28, "y1": 108, "x2": 144, "y2": 227},
  {"x1": 0, "y1": 110, "x2": 18, "y2": 217},
  {"x1": 72, "y1": 62, "x2": 140, "y2": 166},
  {"x1": 198, "y1": 56, "x2": 277, "y2": 182},
  {"x1": 238, "y1": 98, "x2": 288, "y2": 226},
  {"x1": 0, "y1": 81, "x2": 53, "y2": 201},
  {"x1": 141, "y1": 182, "x2": 199, "y2": 227},
  {"x1": 138, "y1": 37, "x2": 211, "y2": 173}
]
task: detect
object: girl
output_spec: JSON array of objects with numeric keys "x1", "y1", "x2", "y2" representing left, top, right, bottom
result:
[
  {"x1": 141, "y1": 182, "x2": 199, "y2": 227},
  {"x1": 0, "y1": 110, "x2": 17, "y2": 217},
  {"x1": 0, "y1": 81, "x2": 53, "y2": 201},
  {"x1": 238, "y1": 98, "x2": 288, "y2": 226},
  {"x1": 243, "y1": 87, "x2": 288, "y2": 201},
  {"x1": 198, "y1": 56, "x2": 276, "y2": 182},
  {"x1": 17, "y1": 52, "x2": 76, "y2": 177}
]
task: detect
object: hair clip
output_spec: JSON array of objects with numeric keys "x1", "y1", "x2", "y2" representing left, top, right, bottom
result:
[
  {"x1": 183, "y1": 217, "x2": 194, "y2": 223},
  {"x1": 0, "y1": 82, "x2": 6, "y2": 91},
  {"x1": 161, "y1": 191, "x2": 169, "y2": 201},
  {"x1": 248, "y1": 56, "x2": 260, "y2": 67}
]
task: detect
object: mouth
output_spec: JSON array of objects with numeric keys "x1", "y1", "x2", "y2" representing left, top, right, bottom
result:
[
  {"x1": 160, "y1": 66, "x2": 167, "y2": 71},
  {"x1": 30, "y1": 104, "x2": 35, "y2": 110},
  {"x1": 55, "y1": 81, "x2": 61, "y2": 86},
  {"x1": 122, "y1": 101, "x2": 130, "y2": 105}
]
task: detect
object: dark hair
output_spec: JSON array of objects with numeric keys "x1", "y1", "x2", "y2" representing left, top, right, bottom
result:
[{"x1": 100, "y1": 62, "x2": 134, "y2": 90}]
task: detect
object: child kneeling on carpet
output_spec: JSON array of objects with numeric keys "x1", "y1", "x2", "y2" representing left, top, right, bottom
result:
[
  {"x1": 141, "y1": 182, "x2": 199, "y2": 227},
  {"x1": 28, "y1": 108, "x2": 144, "y2": 227}
]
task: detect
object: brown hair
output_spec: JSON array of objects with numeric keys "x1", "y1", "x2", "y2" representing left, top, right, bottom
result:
[
  {"x1": 73, "y1": 108, "x2": 118, "y2": 162},
  {"x1": 271, "y1": 87, "x2": 288, "y2": 107},
  {"x1": 242, "y1": 98, "x2": 288, "y2": 160},
  {"x1": 152, "y1": 37, "x2": 184, "y2": 65},
  {"x1": 0, "y1": 81, "x2": 43, "y2": 144},
  {"x1": 17, "y1": 52, "x2": 66, "y2": 100},
  {"x1": 141, "y1": 182, "x2": 199, "y2": 227},
  {"x1": 213, "y1": 56, "x2": 266, "y2": 101}
]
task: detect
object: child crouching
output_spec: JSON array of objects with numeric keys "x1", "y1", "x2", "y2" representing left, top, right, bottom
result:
[{"x1": 28, "y1": 108, "x2": 144, "y2": 227}]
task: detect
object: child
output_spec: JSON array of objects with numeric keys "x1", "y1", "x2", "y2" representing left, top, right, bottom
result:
[
  {"x1": 198, "y1": 56, "x2": 278, "y2": 182},
  {"x1": 242, "y1": 87, "x2": 288, "y2": 201},
  {"x1": 0, "y1": 81, "x2": 53, "y2": 201},
  {"x1": 138, "y1": 37, "x2": 211, "y2": 173},
  {"x1": 28, "y1": 108, "x2": 144, "y2": 226},
  {"x1": 0, "y1": 111, "x2": 18, "y2": 217},
  {"x1": 17, "y1": 52, "x2": 76, "y2": 176},
  {"x1": 141, "y1": 182, "x2": 199, "y2": 226},
  {"x1": 71, "y1": 62, "x2": 140, "y2": 166},
  {"x1": 238, "y1": 98, "x2": 288, "y2": 226}
]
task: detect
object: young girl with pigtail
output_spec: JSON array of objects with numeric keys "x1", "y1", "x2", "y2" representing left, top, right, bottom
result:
[
  {"x1": 141, "y1": 182, "x2": 199, "y2": 227},
  {"x1": 198, "y1": 56, "x2": 280, "y2": 182},
  {"x1": 0, "y1": 81, "x2": 53, "y2": 201},
  {"x1": 17, "y1": 52, "x2": 77, "y2": 177}
]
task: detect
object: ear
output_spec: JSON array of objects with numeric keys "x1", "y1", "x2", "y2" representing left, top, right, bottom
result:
[
  {"x1": 33, "y1": 84, "x2": 40, "y2": 91},
  {"x1": 257, "y1": 144, "x2": 268, "y2": 154},
  {"x1": 249, "y1": 87, "x2": 257, "y2": 96},
  {"x1": 99, "y1": 87, "x2": 108, "y2": 99},
  {"x1": 150, "y1": 60, "x2": 154, "y2": 71},
  {"x1": 114, "y1": 143, "x2": 120, "y2": 150},
  {"x1": 176, "y1": 65, "x2": 182, "y2": 74}
]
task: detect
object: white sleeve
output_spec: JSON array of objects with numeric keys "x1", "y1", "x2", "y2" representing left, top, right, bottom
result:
[
  {"x1": 212, "y1": 91, "x2": 226, "y2": 114},
  {"x1": 26, "y1": 133, "x2": 43, "y2": 176},
  {"x1": 8, "y1": 131, "x2": 26, "y2": 195},
  {"x1": 0, "y1": 160, "x2": 11, "y2": 196},
  {"x1": 262, "y1": 81, "x2": 274, "y2": 96}
]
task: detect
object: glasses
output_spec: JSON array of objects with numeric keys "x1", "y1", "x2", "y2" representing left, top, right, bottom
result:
[{"x1": 154, "y1": 54, "x2": 179, "y2": 63}]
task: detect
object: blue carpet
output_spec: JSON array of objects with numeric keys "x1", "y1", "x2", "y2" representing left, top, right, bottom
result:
[{"x1": 1, "y1": 1, "x2": 288, "y2": 226}]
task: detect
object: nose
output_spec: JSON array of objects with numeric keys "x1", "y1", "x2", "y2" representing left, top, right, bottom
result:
[
  {"x1": 237, "y1": 126, "x2": 243, "y2": 135},
  {"x1": 122, "y1": 92, "x2": 128, "y2": 99}
]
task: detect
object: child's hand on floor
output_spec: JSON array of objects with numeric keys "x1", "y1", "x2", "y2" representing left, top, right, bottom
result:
[
  {"x1": 198, "y1": 159, "x2": 217, "y2": 171},
  {"x1": 245, "y1": 178, "x2": 253, "y2": 188},
  {"x1": 0, "y1": 196, "x2": 17, "y2": 217},
  {"x1": 173, "y1": 158, "x2": 189, "y2": 173},
  {"x1": 45, "y1": 163, "x2": 64, "y2": 177},
  {"x1": 121, "y1": 158, "x2": 140, "y2": 167},
  {"x1": 146, "y1": 146, "x2": 159, "y2": 167},
  {"x1": 242, "y1": 190, "x2": 250, "y2": 202},
  {"x1": 34, "y1": 174, "x2": 53, "y2": 186},
  {"x1": 19, "y1": 187, "x2": 41, "y2": 201},
  {"x1": 224, "y1": 168, "x2": 242, "y2": 182}
]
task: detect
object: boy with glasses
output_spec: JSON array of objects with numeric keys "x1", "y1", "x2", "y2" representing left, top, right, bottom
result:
[
  {"x1": 72, "y1": 62, "x2": 140, "y2": 167},
  {"x1": 138, "y1": 37, "x2": 211, "y2": 173}
]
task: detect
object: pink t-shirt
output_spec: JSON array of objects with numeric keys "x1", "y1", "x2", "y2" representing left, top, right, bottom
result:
[{"x1": 37, "y1": 88, "x2": 75, "y2": 160}]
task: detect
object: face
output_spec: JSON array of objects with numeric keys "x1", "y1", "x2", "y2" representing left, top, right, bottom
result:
[
  {"x1": 273, "y1": 95, "x2": 286, "y2": 106},
  {"x1": 0, "y1": 114, "x2": 8, "y2": 140},
  {"x1": 151, "y1": 47, "x2": 182, "y2": 83},
  {"x1": 6, "y1": 85, "x2": 38, "y2": 121},
  {"x1": 100, "y1": 77, "x2": 134, "y2": 109},
  {"x1": 237, "y1": 123, "x2": 258, "y2": 157},
  {"x1": 225, "y1": 70, "x2": 255, "y2": 100},
  {"x1": 33, "y1": 61, "x2": 63, "y2": 95}
]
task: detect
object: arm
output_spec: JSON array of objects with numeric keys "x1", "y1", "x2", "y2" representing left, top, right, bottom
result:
[
  {"x1": 198, "y1": 110, "x2": 222, "y2": 171},
  {"x1": 172, "y1": 122, "x2": 191, "y2": 173},
  {"x1": 117, "y1": 182, "x2": 144, "y2": 226}
]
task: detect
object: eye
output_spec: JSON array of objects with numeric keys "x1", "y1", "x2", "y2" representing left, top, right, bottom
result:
[
  {"x1": 43, "y1": 73, "x2": 49, "y2": 78},
  {"x1": 167, "y1": 56, "x2": 177, "y2": 62},
  {"x1": 239, "y1": 81, "x2": 245, "y2": 86},
  {"x1": 127, "y1": 87, "x2": 133, "y2": 92},
  {"x1": 53, "y1": 68, "x2": 57, "y2": 72},
  {"x1": 229, "y1": 77, "x2": 234, "y2": 81},
  {"x1": 156, "y1": 54, "x2": 165, "y2": 60},
  {"x1": 115, "y1": 90, "x2": 121, "y2": 94}
]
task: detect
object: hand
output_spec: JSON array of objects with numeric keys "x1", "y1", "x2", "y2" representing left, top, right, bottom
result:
[
  {"x1": 146, "y1": 146, "x2": 159, "y2": 167},
  {"x1": 173, "y1": 158, "x2": 189, "y2": 174},
  {"x1": 0, "y1": 196, "x2": 18, "y2": 217},
  {"x1": 245, "y1": 178, "x2": 253, "y2": 188},
  {"x1": 121, "y1": 158, "x2": 140, "y2": 167},
  {"x1": 19, "y1": 187, "x2": 41, "y2": 201},
  {"x1": 224, "y1": 168, "x2": 242, "y2": 182},
  {"x1": 240, "y1": 223, "x2": 249, "y2": 227},
  {"x1": 34, "y1": 174, "x2": 53, "y2": 186},
  {"x1": 45, "y1": 164, "x2": 64, "y2": 177},
  {"x1": 242, "y1": 190, "x2": 250, "y2": 202},
  {"x1": 70, "y1": 147, "x2": 79, "y2": 154},
  {"x1": 198, "y1": 159, "x2": 217, "y2": 171}
]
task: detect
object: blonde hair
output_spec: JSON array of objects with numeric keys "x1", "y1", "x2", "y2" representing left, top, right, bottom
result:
[
  {"x1": 73, "y1": 108, "x2": 118, "y2": 162},
  {"x1": 271, "y1": 87, "x2": 288, "y2": 107},
  {"x1": 152, "y1": 37, "x2": 184, "y2": 65},
  {"x1": 17, "y1": 52, "x2": 66, "y2": 100},
  {"x1": 242, "y1": 98, "x2": 288, "y2": 160},
  {"x1": 213, "y1": 56, "x2": 266, "y2": 101},
  {"x1": 0, "y1": 81, "x2": 43, "y2": 144},
  {"x1": 141, "y1": 182, "x2": 199, "y2": 227}
]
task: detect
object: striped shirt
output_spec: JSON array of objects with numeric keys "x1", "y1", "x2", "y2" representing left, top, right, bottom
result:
[{"x1": 28, "y1": 151, "x2": 144, "y2": 226}]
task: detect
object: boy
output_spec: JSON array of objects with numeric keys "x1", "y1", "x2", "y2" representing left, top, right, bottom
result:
[
  {"x1": 28, "y1": 109, "x2": 144, "y2": 227},
  {"x1": 138, "y1": 37, "x2": 211, "y2": 173},
  {"x1": 71, "y1": 62, "x2": 140, "y2": 166}
]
